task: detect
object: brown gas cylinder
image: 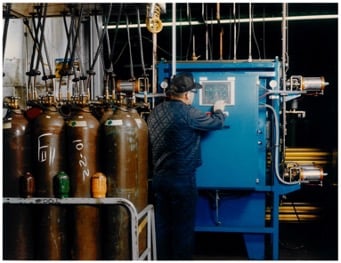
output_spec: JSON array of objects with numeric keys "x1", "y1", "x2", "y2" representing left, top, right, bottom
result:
[
  {"x1": 128, "y1": 108, "x2": 148, "y2": 211},
  {"x1": 129, "y1": 108, "x2": 149, "y2": 255},
  {"x1": 65, "y1": 96, "x2": 102, "y2": 260},
  {"x1": 101, "y1": 105, "x2": 147, "y2": 259},
  {"x1": 3, "y1": 97, "x2": 32, "y2": 196},
  {"x1": 3, "y1": 97, "x2": 34, "y2": 259},
  {"x1": 31, "y1": 95, "x2": 68, "y2": 259}
]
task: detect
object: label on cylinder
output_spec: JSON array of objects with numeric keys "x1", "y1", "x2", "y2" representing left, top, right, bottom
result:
[
  {"x1": 105, "y1": 119, "x2": 123, "y2": 126},
  {"x1": 3, "y1": 122, "x2": 12, "y2": 129},
  {"x1": 37, "y1": 133, "x2": 56, "y2": 163},
  {"x1": 68, "y1": 120, "x2": 87, "y2": 127}
]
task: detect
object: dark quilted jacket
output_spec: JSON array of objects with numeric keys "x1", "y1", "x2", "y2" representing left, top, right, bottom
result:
[{"x1": 147, "y1": 99, "x2": 225, "y2": 176}]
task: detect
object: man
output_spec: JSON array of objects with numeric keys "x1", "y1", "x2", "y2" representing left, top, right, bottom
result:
[{"x1": 147, "y1": 72, "x2": 226, "y2": 260}]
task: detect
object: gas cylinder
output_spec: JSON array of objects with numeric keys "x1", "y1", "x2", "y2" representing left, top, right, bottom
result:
[
  {"x1": 128, "y1": 108, "x2": 148, "y2": 211},
  {"x1": 65, "y1": 96, "x2": 102, "y2": 260},
  {"x1": 101, "y1": 105, "x2": 141, "y2": 259},
  {"x1": 31, "y1": 95, "x2": 68, "y2": 259},
  {"x1": 129, "y1": 108, "x2": 149, "y2": 255},
  {"x1": 3, "y1": 97, "x2": 34, "y2": 259}
]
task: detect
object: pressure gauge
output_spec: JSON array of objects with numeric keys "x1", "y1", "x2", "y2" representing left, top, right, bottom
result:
[
  {"x1": 269, "y1": 80, "x2": 277, "y2": 89},
  {"x1": 160, "y1": 79, "x2": 168, "y2": 90}
]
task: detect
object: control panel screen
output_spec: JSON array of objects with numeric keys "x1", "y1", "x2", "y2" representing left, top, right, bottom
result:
[{"x1": 199, "y1": 78, "x2": 235, "y2": 106}]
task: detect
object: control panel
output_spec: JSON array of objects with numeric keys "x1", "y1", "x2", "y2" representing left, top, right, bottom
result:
[{"x1": 198, "y1": 77, "x2": 235, "y2": 106}]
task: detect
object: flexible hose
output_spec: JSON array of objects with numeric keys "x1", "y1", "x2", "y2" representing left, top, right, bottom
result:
[{"x1": 260, "y1": 103, "x2": 300, "y2": 185}]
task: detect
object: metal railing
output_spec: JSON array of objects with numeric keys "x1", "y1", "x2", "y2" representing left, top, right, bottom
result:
[{"x1": 3, "y1": 197, "x2": 157, "y2": 260}]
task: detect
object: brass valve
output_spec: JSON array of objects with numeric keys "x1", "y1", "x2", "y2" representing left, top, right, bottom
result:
[
  {"x1": 6, "y1": 96, "x2": 20, "y2": 109},
  {"x1": 146, "y1": 3, "x2": 165, "y2": 33}
]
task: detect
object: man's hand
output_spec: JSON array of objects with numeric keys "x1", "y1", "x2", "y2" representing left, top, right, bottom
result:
[{"x1": 213, "y1": 100, "x2": 225, "y2": 112}]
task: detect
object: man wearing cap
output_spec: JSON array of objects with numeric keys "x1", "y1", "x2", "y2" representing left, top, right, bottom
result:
[{"x1": 147, "y1": 72, "x2": 226, "y2": 260}]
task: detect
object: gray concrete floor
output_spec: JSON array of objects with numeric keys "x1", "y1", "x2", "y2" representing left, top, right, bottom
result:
[{"x1": 193, "y1": 222, "x2": 338, "y2": 260}]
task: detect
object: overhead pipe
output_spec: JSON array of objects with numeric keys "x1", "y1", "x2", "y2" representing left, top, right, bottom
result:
[
  {"x1": 282, "y1": 3, "x2": 288, "y2": 89},
  {"x1": 172, "y1": 2, "x2": 176, "y2": 77},
  {"x1": 137, "y1": 7, "x2": 146, "y2": 77},
  {"x1": 88, "y1": 4, "x2": 111, "y2": 73},
  {"x1": 217, "y1": 2, "x2": 224, "y2": 60},
  {"x1": 125, "y1": 13, "x2": 135, "y2": 81},
  {"x1": 248, "y1": 2, "x2": 252, "y2": 62},
  {"x1": 107, "y1": 14, "x2": 337, "y2": 30},
  {"x1": 25, "y1": 7, "x2": 45, "y2": 100},
  {"x1": 192, "y1": 35, "x2": 197, "y2": 60},
  {"x1": 137, "y1": 7, "x2": 149, "y2": 104},
  {"x1": 3, "y1": 3, "x2": 11, "y2": 66},
  {"x1": 233, "y1": 3, "x2": 237, "y2": 60},
  {"x1": 86, "y1": 4, "x2": 111, "y2": 100},
  {"x1": 282, "y1": 3, "x2": 288, "y2": 162},
  {"x1": 109, "y1": 4, "x2": 123, "y2": 100},
  {"x1": 33, "y1": 4, "x2": 49, "y2": 89},
  {"x1": 59, "y1": 6, "x2": 77, "y2": 101},
  {"x1": 185, "y1": 3, "x2": 193, "y2": 61},
  {"x1": 152, "y1": 33, "x2": 157, "y2": 104},
  {"x1": 67, "y1": 6, "x2": 84, "y2": 100},
  {"x1": 94, "y1": 11, "x2": 106, "y2": 73},
  {"x1": 60, "y1": 7, "x2": 75, "y2": 79},
  {"x1": 146, "y1": 3, "x2": 165, "y2": 107},
  {"x1": 202, "y1": 3, "x2": 208, "y2": 60}
]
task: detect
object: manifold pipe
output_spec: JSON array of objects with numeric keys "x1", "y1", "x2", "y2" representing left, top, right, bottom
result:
[{"x1": 172, "y1": 3, "x2": 176, "y2": 77}]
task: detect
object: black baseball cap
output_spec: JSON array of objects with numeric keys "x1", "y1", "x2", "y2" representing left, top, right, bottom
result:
[{"x1": 168, "y1": 72, "x2": 202, "y2": 93}]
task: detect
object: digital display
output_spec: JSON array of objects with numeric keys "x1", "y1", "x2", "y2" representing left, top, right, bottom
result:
[{"x1": 199, "y1": 79, "x2": 235, "y2": 106}]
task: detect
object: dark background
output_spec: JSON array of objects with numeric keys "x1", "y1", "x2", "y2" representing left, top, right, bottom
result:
[{"x1": 107, "y1": 2, "x2": 338, "y2": 156}]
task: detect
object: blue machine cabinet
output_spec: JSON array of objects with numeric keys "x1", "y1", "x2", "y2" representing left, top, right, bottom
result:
[{"x1": 156, "y1": 58, "x2": 301, "y2": 259}]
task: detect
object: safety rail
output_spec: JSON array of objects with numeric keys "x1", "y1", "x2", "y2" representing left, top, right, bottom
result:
[{"x1": 3, "y1": 197, "x2": 157, "y2": 260}]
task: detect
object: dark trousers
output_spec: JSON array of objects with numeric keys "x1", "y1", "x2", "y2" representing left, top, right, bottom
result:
[{"x1": 152, "y1": 175, "x2": 198, "y2": 260}]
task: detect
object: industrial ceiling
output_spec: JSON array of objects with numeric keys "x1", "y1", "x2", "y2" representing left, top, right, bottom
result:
[
  {"x1": 5, "y1": 3, "x2": 337, "y2": 21},
  {"x1": 4, "y1": 2, "x2": 338, "y2": 80}
]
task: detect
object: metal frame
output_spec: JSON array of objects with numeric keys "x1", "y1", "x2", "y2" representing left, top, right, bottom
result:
[{"x1": 3, "y1": 197, "x2": 157, "y2": 260}]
